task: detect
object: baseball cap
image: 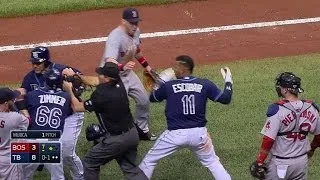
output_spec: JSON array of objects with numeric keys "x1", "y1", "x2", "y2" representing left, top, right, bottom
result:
[
  {"x1": 122, "y1": 7, "x2": 142, "y2": 23},
  {"x1": 0, "y1": 87, "x2": 20, "y2": 104},
  {"x1": 95, "y1": 62, "x2": 120, "y2": 79}
]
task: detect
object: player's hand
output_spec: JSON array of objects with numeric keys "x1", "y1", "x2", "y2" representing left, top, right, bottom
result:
[
  {"x1": 62, "y1": 68, "x2": 76, "y2": 76},
  {"x1": 123, "y1": 61, "x2": 136, "y2": 71},
  {"x1": 63, "y1": 81, "x2": 73, "y2": 93},
  {"x1": 106, "y1": 58, "x2": 118, "y2": 64},
  {"x1": 220, "y1": 66, "x2": 233, "y2": 84},
  {"x1": 145, "y1": 66, "x2": 152, "y2": 73}
]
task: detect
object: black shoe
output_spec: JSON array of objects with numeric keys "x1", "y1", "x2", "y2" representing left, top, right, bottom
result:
[
  {"x1": 37, "y1": 164, "x2": 44, "y2": 171},
  {"x1": 140, "y1": 131, "x2": 157, "y2": 141}
]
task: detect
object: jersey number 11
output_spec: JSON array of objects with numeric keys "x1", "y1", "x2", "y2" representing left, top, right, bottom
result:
[{"x1": 181, "y1": 95, "x2": 195, "y2": 115}]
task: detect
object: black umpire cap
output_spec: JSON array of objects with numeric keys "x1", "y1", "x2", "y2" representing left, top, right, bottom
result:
[
  {"x1": 0, "y1": 87, "x2": 20, "y2": 104},
  {"x1": 95, "y1": 62, "x2": 120, "y2": 79},
  {"x1": 122, "y1": 7, "x2": 142, "y2": 24}
]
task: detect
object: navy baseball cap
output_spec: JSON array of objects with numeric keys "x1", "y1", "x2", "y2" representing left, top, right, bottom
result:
[
  {"x1": 122, "y1": 7, "x2": 142, "y2": 23},
  {"x1": 95, "y1": 62, "x2": 120, "y2": 79},
  {"x1": 0, "y1": 87, "x2": 20, "y2": 104}
]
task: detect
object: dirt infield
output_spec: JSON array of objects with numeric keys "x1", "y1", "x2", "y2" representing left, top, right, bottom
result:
[{"x1": 1, "y1": 0, "x2": 320, "y2": 83}]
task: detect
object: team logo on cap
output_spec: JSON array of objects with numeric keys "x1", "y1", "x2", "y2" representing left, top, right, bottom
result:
[
  {"x1": 132, "y1": 10, "x2": 137, "y2": 18},
  {"x1": 32, "y1": 52, "x2": 40, "y2": 58}
]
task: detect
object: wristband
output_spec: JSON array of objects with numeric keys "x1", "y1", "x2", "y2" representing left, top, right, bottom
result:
[
  {"x1": 137, "y1": 56, "x2": 149, "y2": 68},
  {"x1": 118, "y1": 63, "x2": 124, "y2": 71}
]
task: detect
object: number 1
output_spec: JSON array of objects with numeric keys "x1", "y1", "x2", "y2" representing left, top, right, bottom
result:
[{"x1": 181, "y1": 95, "x2": 195, "y2": 115}]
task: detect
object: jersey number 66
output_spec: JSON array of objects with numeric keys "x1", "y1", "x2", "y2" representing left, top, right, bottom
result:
[{"x1": 35, "y1": 105, "x2": 62, "y2": 129}]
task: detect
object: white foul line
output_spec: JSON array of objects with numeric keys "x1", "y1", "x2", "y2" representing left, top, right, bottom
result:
[{"x1": 1, "y1": 17, "x2": 320, "y2": 52}]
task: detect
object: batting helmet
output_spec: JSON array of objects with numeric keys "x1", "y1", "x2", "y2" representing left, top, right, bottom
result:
[
  {"x1": 43, "y1": 68, "x2": 63, "y2": 90},
  {"x1": 85, "y1": 123, "x2": 106, "y2": 142},
  {"x1": 30, "y1": 46, "x2": 51, "y2": 63},
  {"x1": 275, "y1": 72, "x2": 304, "y2": 96}
]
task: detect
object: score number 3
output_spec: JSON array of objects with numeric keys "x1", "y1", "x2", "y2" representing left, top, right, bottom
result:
[{"x1": 181, "y1": 95, "x2": 195, "y2": 115}]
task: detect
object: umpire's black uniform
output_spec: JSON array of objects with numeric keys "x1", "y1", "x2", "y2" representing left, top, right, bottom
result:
[{"x1": 82, "y1": 62, "x2": 147, "y2": 180}]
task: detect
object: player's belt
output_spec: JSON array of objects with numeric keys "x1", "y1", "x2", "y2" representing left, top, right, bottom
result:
[
  {"x1": 108, "y1": 123, "x2": 133, "y2": 136},
  {"x1": 274, "y1": 152, "x2": 307, "y2": 159}
]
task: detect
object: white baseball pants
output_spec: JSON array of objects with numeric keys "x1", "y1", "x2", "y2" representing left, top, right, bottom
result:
[
  {"x1": 139, "y1": 127, "x2": 231, "y2": 180},
  {"x1": 61, "y1": 112, "x2": 84, "y2": 180}
]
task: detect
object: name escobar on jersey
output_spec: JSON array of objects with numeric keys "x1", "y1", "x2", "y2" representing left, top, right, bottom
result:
[{"x1": 172, "y1": 83, "x2": 203, "y2": 93}]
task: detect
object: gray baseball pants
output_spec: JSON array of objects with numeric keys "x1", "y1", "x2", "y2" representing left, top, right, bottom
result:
[
  {"x1": 82, "y1": 126, "x2": 148, "y2": 180},
  {"x1": 120, "y1": 70, "x2": 150, "y2": 133}
]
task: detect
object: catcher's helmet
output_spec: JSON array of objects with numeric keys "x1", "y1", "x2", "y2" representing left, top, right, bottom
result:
[
  {"x1": 275, "y1": 72, "x2": 304, "y2": 95},
  {"x1": 43, "y1": 68, "x2": 63, "y2": 90},
  {"x1": 30, "y1": 46, "x2": 50, "y2": 63},
  {"x1": 86, "y1": 123, "x2": 106, "y2": 141}
]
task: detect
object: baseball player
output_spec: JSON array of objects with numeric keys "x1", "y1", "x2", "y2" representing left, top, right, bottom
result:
[
  {"x1": 17, "y1": 68, "x2": 72, "y2": 180},
  {"x1": 139, "y1": 55, "x2": 233, "y2": 180},
  {"x1": 250, "y1": 72, "x2": 320, "y2": 180},
  {"x1": 17, "y1": 46, "x2": 84, "y2": 179},
  {"x1": 0, "y1": 88, "x2": 29, "y2": 180},
  {"x1": 99, "y1": 7, "x2": 157, "y2": 141}
]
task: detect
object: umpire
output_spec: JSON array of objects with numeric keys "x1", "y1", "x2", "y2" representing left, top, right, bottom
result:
[{"x1": 63, "y1": 62, "x2": 148, "y2": 180}]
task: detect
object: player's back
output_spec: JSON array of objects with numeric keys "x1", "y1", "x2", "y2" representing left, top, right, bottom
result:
[
  {"x1": 0, "y1": 112, "x2": 28, "y2": 158},
  {"x1": 162, "y1": 76, "x2": 222, "y2": 130},
  {"x1": 269, "y1": 100, "x2": 320, "y2": 157},
  {"x1": 26, "y1": 88, "x2": 72, "y2": 132}
]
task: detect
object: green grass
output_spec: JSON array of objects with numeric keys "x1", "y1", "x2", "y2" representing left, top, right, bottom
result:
[
  {"x1": 0, "y1": 0, "x2": 189, "y2": 18},
  {"x1": 5, "y1": 54, "x2": 320, "y2": 179}
]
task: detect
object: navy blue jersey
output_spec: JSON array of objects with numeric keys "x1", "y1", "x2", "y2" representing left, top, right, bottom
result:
[
  {"x1": 150, "y1": 76, "x2": 232, "y2": 130},
  {"x1": 21, "y1": 63, "x2": 82, "y2": 92},
  {"x1": 26, "y1": 88, "x2": 72, "y2": 132}
]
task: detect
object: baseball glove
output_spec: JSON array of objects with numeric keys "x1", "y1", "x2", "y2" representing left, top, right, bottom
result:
[
  {"x1": 250, "y1": 161, "x2": 267, "y2": 179},
  {"x1": 143, "y1": 70, "x2": 165, "y2": 92}
]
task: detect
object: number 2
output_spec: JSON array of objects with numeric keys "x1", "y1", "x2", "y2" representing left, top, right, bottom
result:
[{"x1": 181, "y1": 95, "x2": 195, "y2": 115}]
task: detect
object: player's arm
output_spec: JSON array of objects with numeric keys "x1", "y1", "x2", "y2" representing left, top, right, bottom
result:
[
  {"x1": 63, "y1": 81, "x2": 86, "y2": 112},
  {"x1": 76, "y1": 75, "x2": 99, "y2": 87},
  {"x1": 255, "y1": 104, "x2": 280, "y2": 164},
  {"x1": 62, "y1": 68, "x2": 99, "y2": 87},
  {"x1": 149, "y1": 84, "x2": 167, "y2": 102},
  {"x1": 14, "y1": 94, "x2": 31, "y2": 127},
  {"x1": 310, "y1": 134, "x2": 320, "y2": 152},
  {"x1": 206, "y1": 80, "x2": 233, "y2": 104},
  {"x1": 135, "y1": 48, "x2": 152, "y2": 72},
  {"x1": 16, "y1": 114, "x2": 29, "y2": 130},
  {"x1": 309, "y1": 116, "x2": 320, "y2": 158}
]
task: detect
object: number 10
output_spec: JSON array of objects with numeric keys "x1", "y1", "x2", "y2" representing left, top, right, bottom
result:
[{"x1": 181, "y1": 95, "x2": 195, "y2": 115}]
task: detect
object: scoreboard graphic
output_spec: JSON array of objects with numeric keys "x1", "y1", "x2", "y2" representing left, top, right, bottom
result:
[{"x1": 10, "y1": 130, "x2": 61, "y2": 164}]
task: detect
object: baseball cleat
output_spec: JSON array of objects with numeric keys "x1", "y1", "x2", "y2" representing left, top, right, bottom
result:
[{"x1": 140, "y1": 131, "x2": 157, "y2": 141}]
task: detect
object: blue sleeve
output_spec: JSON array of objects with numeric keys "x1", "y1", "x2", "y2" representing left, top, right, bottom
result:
[
  {"x1": 206, "y1": 80, "x2": 232, "y2": 104},
  {"x1": 266, "y1": 104, "x2": 279, "y2": 117},
  {"x1": 21, "y1": 75, "x2": 29, "y2": 89},
  {"x1": 149, "y1": 84, "x2": 167, "y2": 102}
]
